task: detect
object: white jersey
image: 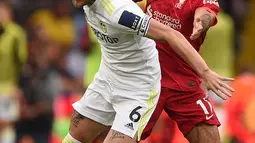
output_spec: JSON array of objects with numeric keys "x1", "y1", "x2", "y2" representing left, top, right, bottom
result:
[{"x1": 83, "y1": 0, "x2": 161, "y2": 89}]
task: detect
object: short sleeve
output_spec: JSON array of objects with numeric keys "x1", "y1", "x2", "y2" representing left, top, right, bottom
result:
[
  {"x1": 195, "y1": 0, "x2": 220, "y2": 26},
  {"x1": 106, "y1": 0, "x2": 151, "y2": 36}
]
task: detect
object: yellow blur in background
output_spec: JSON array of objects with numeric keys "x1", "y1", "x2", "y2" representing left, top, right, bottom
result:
[{"x1": 137, "y1": 0, "x2": 147, "y2": 12}]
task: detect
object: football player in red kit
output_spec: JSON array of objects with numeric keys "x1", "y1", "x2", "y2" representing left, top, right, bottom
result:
[{"x1": 140, "y1": 0, "x2": 226, "y2": 142}]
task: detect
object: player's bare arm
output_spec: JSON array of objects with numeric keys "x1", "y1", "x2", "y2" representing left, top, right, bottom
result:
[
  {"x1": 146, "y1": 19, "x2": 234, "y2": 99},
  {"x1": 190, "y1": 7, "x2": 216, "y2": 40},
  {"x1": 147, "y1": 18, "x2": 209, "y2": 77}
]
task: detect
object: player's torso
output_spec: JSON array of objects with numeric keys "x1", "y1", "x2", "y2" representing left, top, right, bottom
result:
[
  {"x1": 84, "y1": 7, "x2": 131, "y2": 49},
  {"x1": 150, "y1": 0, "x2": 196, "y2": 34},
  {"x1": 147, "y1": 0, "x2": 204, "y2": 90},
  {"x1": 83, "y1": 1, "x2": 161, "y2": 90}
]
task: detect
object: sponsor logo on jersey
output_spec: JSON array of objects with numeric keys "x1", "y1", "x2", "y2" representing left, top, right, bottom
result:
[
  {"x1": 100, "y1": 21, "x2": 107, "y2": 33},
  {"x1": 118, "y1": 10, "x2": 141, "y2": 30},
  {"x1": 147, "y1": 5, "x2": 182, "y2": 30},
  {"x1": 203, "y1": 0, "x2": 219, "y2": 7},
  {"x1": 91, "y1": 27, "x2": 119, "y2": 44}
]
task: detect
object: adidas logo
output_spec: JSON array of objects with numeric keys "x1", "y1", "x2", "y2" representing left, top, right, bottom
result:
[{"x1": 125, "y1": 123, "x2": 134, "y2": 130}]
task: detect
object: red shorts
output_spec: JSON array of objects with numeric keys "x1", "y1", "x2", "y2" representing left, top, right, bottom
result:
[{"x1": 141, "y1": 87, "x2": 221, "y2": 140}]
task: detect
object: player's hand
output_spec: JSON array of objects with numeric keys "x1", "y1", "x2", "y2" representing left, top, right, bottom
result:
[
  {"x1": 201, "y1": 70, "x2": 235, "y2": 100},
  {"x1": 190, "y1": 18, "x2": 204, "y2": 40}
]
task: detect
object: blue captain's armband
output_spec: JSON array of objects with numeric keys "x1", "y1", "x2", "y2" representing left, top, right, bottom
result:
[
  {"x1": 118, "y1": 10, "x2": 141, "y2": 30},
  {"x1": 118, "y1": 10, "x2": 151, "y2": 36}
]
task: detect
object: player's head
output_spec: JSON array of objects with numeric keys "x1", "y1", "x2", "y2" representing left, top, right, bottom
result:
[
  {"x1": 0, "y1": 0, "x2": 12, "y2": 23},
  {"x1": 72, "y1": 0, "x2": 95, "y2": 8}
]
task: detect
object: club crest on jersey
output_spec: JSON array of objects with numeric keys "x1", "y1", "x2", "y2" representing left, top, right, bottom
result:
[
  {"x1": 175, "y1": 0, "x2": 186, "y2": 9},
  {"x1": 100, "y1": 21, "x2": 107, "y2": 33}
]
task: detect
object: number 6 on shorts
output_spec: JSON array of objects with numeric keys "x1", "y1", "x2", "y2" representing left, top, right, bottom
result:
[{"x1": 129, "y1": 106, "x2": 142, "y2": 122}]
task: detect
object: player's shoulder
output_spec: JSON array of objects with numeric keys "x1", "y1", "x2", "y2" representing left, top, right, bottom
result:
[
  {"x1": 96, "y1": 0, "x2": 144, "y2": 16},
  {"x1": 109, "y1": 0, "x2": 138, "y2": 8},
  {"x1": 94, "y1": 0, "x2": 145, "y2": 24}
]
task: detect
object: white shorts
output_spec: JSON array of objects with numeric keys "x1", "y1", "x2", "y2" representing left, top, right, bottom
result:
[
  {"x1": 73, "y1": 73, "x2": 160, "y2": 140},
  {"x1": 0, "y1": 95, "x2": 19, "y2": 122}
]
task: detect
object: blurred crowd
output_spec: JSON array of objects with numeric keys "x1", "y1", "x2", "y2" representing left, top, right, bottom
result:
[{"x1": 0, "y1": 0, "x2": 254, "y2": 143}]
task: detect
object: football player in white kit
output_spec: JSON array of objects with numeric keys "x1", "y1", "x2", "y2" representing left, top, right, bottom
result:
[{"x1": 62, "y1": 0, "x2": 235, "y2": 143}]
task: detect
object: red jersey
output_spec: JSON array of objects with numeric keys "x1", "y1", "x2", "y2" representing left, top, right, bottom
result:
[{"x1": 146, "y1": 0, "x2": 219, "y2": 91}]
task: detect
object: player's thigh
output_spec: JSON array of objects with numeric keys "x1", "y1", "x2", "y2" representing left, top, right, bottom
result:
[
  {"x1": 69, "y1": 110, "x2": 109, "y2": 143},
  {"x1": 186, "y1": 123, "x2": 220, "y2": 143},
  {"x1": 71, "y1": 88, "x2": 115, "y2": 142},
  {"x1": 103, "y1": 129, "x2": 137, "y2": 143},
  {"x1": 93, "y1": 127, "x2": 111, "y2": 143},
  {"x1": 164, "y1": 89, "x2": 220, "y2": 136},
  {"x1": 111, "y1": 83, "x2": 161, "y2": 142}
]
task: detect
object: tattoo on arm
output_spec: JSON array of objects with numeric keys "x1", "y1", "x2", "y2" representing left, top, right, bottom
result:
[
  {"x1": 71, "y1": 110, "x2": 85, "y2": 127},
  {"x1": 110, "y1": 131, "x2": 125, "y2": 140},
  {"x1": 200, "y1": 13, "x2": 214, "y2": 32}
]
